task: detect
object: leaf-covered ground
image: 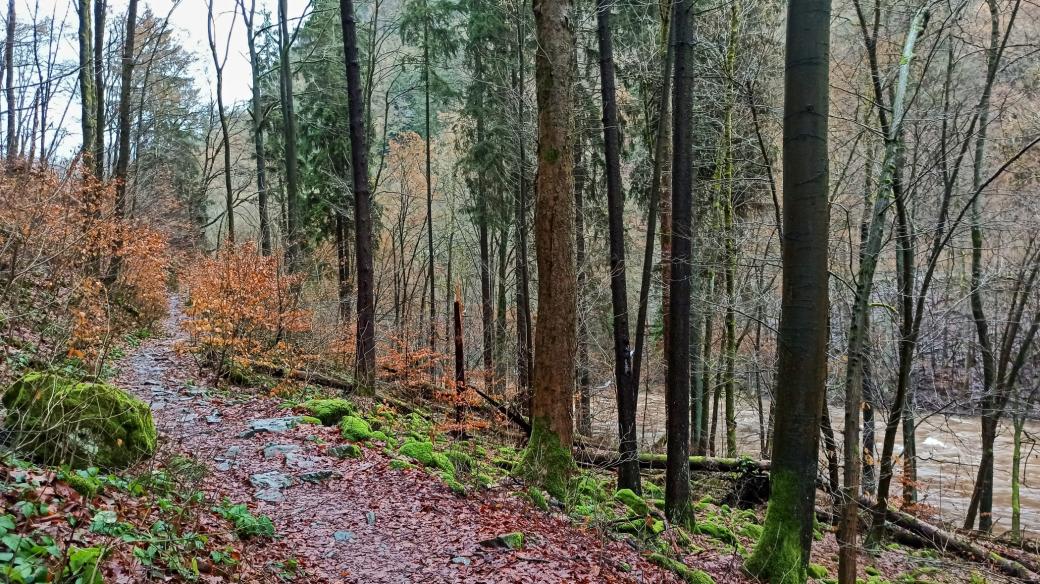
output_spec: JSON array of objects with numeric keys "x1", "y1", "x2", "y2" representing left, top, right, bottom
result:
[{"x1": 107, "y1": 298, "x2": 684, "y2": 583}]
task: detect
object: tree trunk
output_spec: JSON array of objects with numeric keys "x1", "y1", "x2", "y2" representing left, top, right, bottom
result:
[
  {"x1": 596, "y1": 0, "x2": 639, "y2": 493},
  {"x1": 77, "y1": 0, "x2": 96, "y2": 165},
  {"x1": 664, "y1": 0, "x2": 695, "y2": 526},
  {"x1": 517, "y1": 0, "x2": 578, "y2": 498},
  {"x1": 279, "y1": 0, "x2": 301, "y2": 269},
  {"x1": 5, "y1": 0, "x2": 14, "y2": 161},
  {"x1": 339, "y1": 0, "x2": 376, "y2": 390},
  {"x1": 513, "y1": 11, "x2": 533, "y2": 403},
  {"x1": 240, "y1": 0, "x2": 271, "y2": 255},
  {"x1": 745, "y1": 0, "x2": 831, "y2": 580},
  {"x1": 424, "y1": 14, "x2": 436, "y2": 359},
  {"x1": 208, "y1": 0, "x2": 234, "y2": 244},
  {"x1": 454, "y1": 286, "x2": 466, "y2": 426},
  {"x1": 574, "y1": 127, "x2": 591, "y2": 436},
  {"x1": 93, "y1": 0, "x2": 105, "y2": 178}
]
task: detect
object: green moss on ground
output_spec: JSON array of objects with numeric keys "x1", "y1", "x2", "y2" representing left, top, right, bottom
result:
[
  {"x1": 527, "y1": 487, "x2": 549, "y2": 511},
  {"x1": 808, "y1": 563, "x2": 828, "y2": 579},
  {"x1": 299, "y1": 398, "x2": 355, "y2": 425},
  {"x1": 339, "y1": 415, "x2": 373, "y2": 441},
  {"x1": 1, "y1": 373, "x2": 157, "y2": 469},
  {"x1": 648, "y1": 553, "x2": 714, "y2": 584},
  {"x1": 514, "y1": 417, "x2": 574, "y2": 499},
  {"x1": 744, "y1": 470, "x2": 809, "y2": 584},
  {"x1": 615, "y1": 488, "x2": 649, "y2": 516},
  {"x1": 398, "y1": 440, "x2": 455, "y2": 476},
  {"x1": 329, "y1": 444, "x2": 362, "y2": 459}
]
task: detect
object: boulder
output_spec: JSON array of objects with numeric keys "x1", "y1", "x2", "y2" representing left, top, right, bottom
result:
[{"x1": 1, "y1": 373, "x2": 157, "y2": 469}]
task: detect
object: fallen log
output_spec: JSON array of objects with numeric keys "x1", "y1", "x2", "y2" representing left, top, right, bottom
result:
[
  {"x1": 467, "y1": 384, "x2": 532, "y2": 435},
  {"x1": 577, "y1": 448, "x2": 771, "y2": 473},
  {"x1": 860, "y1": 498, "x2": 1037, "y2": 582},
  {"x1": 245, "y1": 361, "x2": 356, "y2": 392}
]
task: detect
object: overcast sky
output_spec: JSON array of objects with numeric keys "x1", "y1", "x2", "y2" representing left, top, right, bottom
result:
[{"x1": 22, "y1": 0, "x2": 312, "y2": 153}]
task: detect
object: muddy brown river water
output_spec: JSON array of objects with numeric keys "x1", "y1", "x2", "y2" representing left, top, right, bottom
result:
[{"x1": 591, "y1": 385, "x2": 1040, "y2": 538}]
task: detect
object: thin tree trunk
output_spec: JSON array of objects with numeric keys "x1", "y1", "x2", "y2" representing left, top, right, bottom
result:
[
  {"x1": 574, "y1": 125, "x2": 591, "y2": 435},
  {"x1": 77, "y1": 0, "x2": 96, "y2": 165},
  {"x1": 208, "y1": 0, "x2": 235, "y2": 244},
  {"x1": 280, "y1": 0, "x2": 301, "y2": 269},
  {"x1": 5, "y1": 0, "x2": 14, "y2": 161},
  {"x1": 240, "y1": 0, "x2": 271, "y2": 255},
  {"x1": 424, "y1": 12, "x2": 436, "y2": 359},
  {"x1": 93, "y1": 0, "x2": 105, "y2": 178},
  {"x1": 596, "y1": 0, "x2": 639, "y2": 493},
  {"x1": 664, "y1": 0, "x2": 695, "y2": 526},
  {"x1": 339, "y1": 0, "x2": 376, "y2": 390},
  {"x1": 106, "y1": 0, "x2": 138, "y2": 283},
  {"x1": 513, "y1": 10, "x2": 533, "y2": 403}
]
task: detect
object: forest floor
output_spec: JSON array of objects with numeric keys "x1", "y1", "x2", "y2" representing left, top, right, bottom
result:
[
  {"x1": 2, "y1": 295, "x2": 1034, "y2": 583},
  {"x1": 104, "y1": 297, "x2": 685, "y2": 583}
]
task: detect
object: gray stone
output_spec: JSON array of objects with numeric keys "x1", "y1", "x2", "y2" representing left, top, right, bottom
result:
[
  {"x1": 239, "y1": 416, "x2": 308, "y2": 438},
  {"x1": 250, "y1": 470, "x2": 292, "y2": 501},
  {"x1": 299, "y1": 470, "x2": 341, "y2": 484},
  {"x1": 366, "y1": 511, "x2": 376, "y2": 526},
  {"x1": 333, "y1": 531, "x2": 356, "y2": 543},
  {"x1": 451, "y1": 557, "x2": 471, "y2": 566},
  {"x1": 263, "y1": 444, "x2": 300, "y2": 458}
]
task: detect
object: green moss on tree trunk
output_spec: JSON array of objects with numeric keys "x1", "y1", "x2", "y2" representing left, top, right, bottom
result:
[
  {"x1": 515, "y1": 417, "x2": 574, "y2": 499},
  {"x1": 745, "y1": 470, "x2": 809, "y2": 584}
]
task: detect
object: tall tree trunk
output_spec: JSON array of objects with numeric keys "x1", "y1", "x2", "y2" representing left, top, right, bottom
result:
[
  {"x1": 964, "y1": 0, "x2": 1001, "y2": 534},
  {"x1": 208, "y1": 0, "x2": 234, "y2": 244},
  {"x1": 745, "y1": 0, "x2": 831, "y2": 580},
  {"x1": 279, "y1": 0, "x2": 301, "y2": 269},
  {"x1": 112, "y1": 0, "x2": 137, "y2": 216},
  {"x1": 596, "y1": 0, "x2": 639, "y2": 493},
  {"x1": 718, "y1": 3, "x2": 739, "y2": 458},
  {"x1": 632, "y1": 6, "x2": 672, "y2": 392},
  {"x1": 495, "y1": 226, "x2": 509, "y2": 393},
  {"x1": 574, "y1": 130, "x2": 591, "y2": 435},
  {"x1": 664, "y1": 0, "x2": 695, "y2": 526},
  {"x1": 240, "y1": 0, "x2": 271, "y2": 255},
  {"x1": 340, "y1": 0, "x2": 376, "y2": 390},
  {"x1": 5, "y1": 0, "x2": 14, "y2": 162},
  {"x1": 424, "y1": 12, "x2": 436, "y2": 359},
  {"x1": 77, "y1": 0, "x2": 96, "y2": 165},
  {"x1": 513, "y1": 10, "x2": 534, "y2": 403},
  {"x1": 517, "y1": 0, "x2": 578, "y2": 498},
  {"x1": 93, "y1": 0, "x2": 105, "y2": 178}
]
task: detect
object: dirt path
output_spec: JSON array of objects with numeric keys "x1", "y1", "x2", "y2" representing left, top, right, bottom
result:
[{"x1": 114, "y1": 298, "x2": 679, "y2": 583}]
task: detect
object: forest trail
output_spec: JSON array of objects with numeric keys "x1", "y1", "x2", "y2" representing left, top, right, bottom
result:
[{"x1": 112, "y1": 297, "x2": 679, "y2": 584}]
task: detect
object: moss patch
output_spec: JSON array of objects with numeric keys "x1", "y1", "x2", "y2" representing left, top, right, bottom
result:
[
  {"x1": 744, "y1": 469, "x2": 809, "y2": 584},
  {"x1": 1, "y1": 373, "x2": 157, "y2": 469},
  {"x1": 329, "y1": 444, "x2": 362, "y2": 459},
  {"x1": 514, "y1": 417, "x2": 574, "y2": 499},
  {"x1": 399, "y1": 440, "x2": 455, "y2": 476},
  {"x1": 615, "y1": 488, "x2": 649, "y2": 517},
  {"x1": 648, "y1": 553, "x2": 714, "y2": 584},
  {"x1": 339, "y1": 416, "x2": 373, "y2": 441},
  {"x1": 808, "y1": 563, "x2": 828, "y2": 579},
  {"x1": 299, "y1": 398, "x2": 355, "y2": 425}
]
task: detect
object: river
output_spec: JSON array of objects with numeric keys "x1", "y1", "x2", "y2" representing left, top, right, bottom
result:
[{"x1": 590, "y1": 385, "x2": 1040, "y2": 538}]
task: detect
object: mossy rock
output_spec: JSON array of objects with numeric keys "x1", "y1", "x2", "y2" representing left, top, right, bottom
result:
[
  {"x1": 808, "y1": 563, "x2": 829, "y2": 579},
  {"x1": 62, "y1": 470, "x2": 102, "y2": 498},
  {"x1": 865, "y1": 566, "x2": 880, "y2": 577},
  {"x1": 499, "y1": 532, "x2": 524, "y2": 550},
  {"x1": 389, "y1": 459, "x2": 414, "y2": 471},
  {"x1": 399, "y1": 440, "x2": 454, "y2": 476},
  {"x1": 329, "y1": 444, "x2": 363, "y2": 459},
  {"x1": 694, "y1": 520, "x2": 737, "y2": 546},
  {"x1": 1, "y1": 373, "x2": 156, "y2": 469},
  {"x1": 648, "y1": 553, "x2": 714, "y2": 584},
  {"x1": 339, "y1": 416, "x2": 373, "y2": 441},
  {"x1": 615, "y1": 488, "x2": 649, "y2": 517},
  {"x1": 300, "y1": 399, "x2": 355, "y2": 425}
]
